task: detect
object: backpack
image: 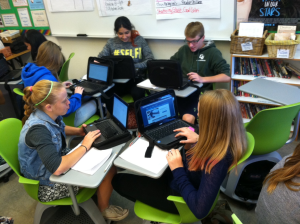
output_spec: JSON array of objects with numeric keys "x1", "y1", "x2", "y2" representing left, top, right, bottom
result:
[
  {"x1": 10, "y1": 37, "x2": 27, "y2": 54},
  {"x1": 235, "y1": 160, "x2": 276, "y2": 201}
]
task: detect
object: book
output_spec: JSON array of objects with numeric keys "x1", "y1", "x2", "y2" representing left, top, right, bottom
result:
[
  {"x1": 249, "y1": 58, "x2": 257, "y2": 76},
  {"x1": 239, "y1": 57, "x2": 243, "y2": 75},
  {"x1": 243, "y1": 58, "x2": 247, "y2": 75},
  {"x1": 234, "y1": 57, "x2": 239, "y2": 74},
  {"x1": 245, "y1": 103, "x2": 252, "y2": 119},
  {"x1": 246, "y1": 58, "x2": 252, "y2": 75},
  {"x1": 264, "y1": 59, "x2": 272, "y2": 77},
  {"x1": 275, "y1": 60, "x2": 288, "y2": 78},
  {"x1": 254, "y1": 58, "x2": 260, "y2": 76},
  {"x1": 266, "y1": 60, "x2": 275, "y2": 77},
  {"x1": 260, "y1": 58, "x2": 269, "y2": 76}
]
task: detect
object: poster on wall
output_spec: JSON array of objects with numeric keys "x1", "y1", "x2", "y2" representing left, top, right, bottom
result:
[
  {"x1": 0, "y1": 0, "x2": 11, "y2": 10},
  {"x1": 2, "y1": 13, "x2": 19, "y2": 26},
  {"x1": 28, "y1": 0, "x2": 45, "y2": 10},
  {"x1": 96, "y1": 0, "x2": 152, "y2": 16},
  {"x1": 155, "y1": 0, "x2": 220, "y2": 20},
  {"x1": 17, "y1": 8, "x2": 32, "y2": 27},
  {"x1": 12, "y1": 0, "x2": 28, "y2": 7},
  {"x1": 31, "y1": 10, "x2": 49, "y2": 26},
  {"x1": 236, "y1": 0, "x2": 300, "y2": 32}
]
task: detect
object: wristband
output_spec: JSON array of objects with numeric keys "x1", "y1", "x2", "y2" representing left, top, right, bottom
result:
[{"x1": 81, "y1": 145, "x2": 88, "y2": 152}]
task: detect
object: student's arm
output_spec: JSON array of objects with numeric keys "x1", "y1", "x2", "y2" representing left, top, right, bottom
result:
[
  {"x1": 187, "y1": 73, "x2": 231, "y2": 83},
  {"x1": 134, "y1": 37, "x2": 154, "y2": 69},
  {"x1": 65, "y1": 124, "x2": 87, "y2": 136},
  {"x1": 168, "y1": 152, "x2": 231, "y2": 219},
  {"x1": 98, "y1": 41, "x2": 112, "y2": 58}
]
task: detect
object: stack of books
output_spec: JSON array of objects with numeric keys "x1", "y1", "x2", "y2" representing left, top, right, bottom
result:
[
  {"x1": 239, "y1": 103, "x2": 275, "y2": 119},
  {"x1": 233, "y1": 81, "x2": 258, "y2": 97}
]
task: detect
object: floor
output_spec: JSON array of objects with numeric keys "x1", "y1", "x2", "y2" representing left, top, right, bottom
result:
[{"x1": 0, "y1": 139, "x2": 298, "y2": 224}]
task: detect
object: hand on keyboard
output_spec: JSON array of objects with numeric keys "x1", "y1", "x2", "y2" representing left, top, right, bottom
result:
[
  {"x1": 174, "y1": 127, "x2": 199, "y2": 144},
  {"x1": 82, "y1": 129, "x2": 101, "y2": 150},
  {"x1": 74, "y1": 86, "x2": 84, "y2": 95}
]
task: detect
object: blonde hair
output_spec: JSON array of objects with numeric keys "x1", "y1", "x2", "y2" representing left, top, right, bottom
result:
[
  {"x1": 264, "y1": 144, "x2": 300, "y2": 193},
  {"x1": 22, "y1": 80, "x2": 64, "y2": 125},
  {"x1": 184, "y1": 22, "x2": 205, "y2": 38},
  {"x1": 187, "y1": 89, "x2": 247, "y2": 173},
  {"x1": 36, "y1": 41, "x2": 64, "y2": 79}
]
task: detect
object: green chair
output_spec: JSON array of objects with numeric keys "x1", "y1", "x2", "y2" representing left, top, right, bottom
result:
[
  {"x1": 232, "y1": 214, "x2": 243, "y2": 224},
  {"x1": 221, "y1": 103, "x2": 300, "y2": 204},
  {"x1": 0, "y1": 118, "x2": 106, "y2": 224},
  {"x1": 134, "y1": 132, "x2": 255, "y2": 224},
  {"x1": 13, "y1": 88, "x2": 24, "y2": 96},
  {"x1": 59, "y1": 52, "x2": 75, "y2": 82}
]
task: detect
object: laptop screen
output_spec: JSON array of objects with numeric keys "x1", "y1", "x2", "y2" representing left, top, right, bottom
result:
[
  {"x1": 88, "y1": 63, "x2": 109, "y2": 82},
  {"x1": 140, "y1": 94, "x2": 176, "y2": 128},
  {"x1": 113, "y1": 95, "x2": 128, "y2": 127}
]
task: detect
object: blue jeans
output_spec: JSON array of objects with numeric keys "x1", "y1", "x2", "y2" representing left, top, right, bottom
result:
[{"x1": 74, "y1": 99, "x2": 97, "y2": 127}]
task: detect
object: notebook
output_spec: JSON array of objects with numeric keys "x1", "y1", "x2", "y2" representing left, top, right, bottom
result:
[
  {"x1": 84, "y1": 94, "x2": 131, "y2": 148},
  {"x1": 147, "y1": 60, "x2": 190, "y2": 90},
  {"x1": 69, "y1": 57, "x2": 113, "y2": 95},
  {"x1": 134, "y1": 89, "x2": 190, "y2": 150}
]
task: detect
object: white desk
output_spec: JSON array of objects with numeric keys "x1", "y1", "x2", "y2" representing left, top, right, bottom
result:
[
  {"x1": 137, "y1": 79, "x2": 203, "y2": 98},
  {"x1": 113, "y1": 79, "x2": 130, "y2": 83},
  {"x1": 50, "y1": 143, "x2": 125, "y2": 223}
]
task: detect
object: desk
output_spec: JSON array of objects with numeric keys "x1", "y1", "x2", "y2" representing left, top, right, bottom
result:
[
  {"x1": 137, "y1": 79, "x2": 203, "y2": 98},
  {"x1": 5, "y1": 50, "x2": 30, "y2": 70},
  {"x1": 50, "y1": 143, "x2": 125, "y2": 223}
]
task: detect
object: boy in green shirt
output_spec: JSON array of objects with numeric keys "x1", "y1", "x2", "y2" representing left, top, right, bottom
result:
[{"x1": 171, "y1": 22, "x2": 231, "y2": 124}]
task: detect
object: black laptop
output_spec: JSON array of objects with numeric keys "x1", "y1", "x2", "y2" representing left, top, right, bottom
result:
[
  {"x1": 69, "y1": 57, "x2": 113, "y2": 95},
  {"x1": 135, "y1": 89, "x2": 191, "y2": 150},
  {"x1": 84, "y1": 94, "x2": 131, "y2": 148},
  {"x1": 102, "y1": 55, "x2": 136, "y2": 79},
  {"x1": 147, "y1": 60, "x2": 190, "y2": 90}
]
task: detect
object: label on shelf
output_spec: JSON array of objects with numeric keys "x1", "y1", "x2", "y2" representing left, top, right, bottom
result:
[
  {"x1": 241, "y1": 42, "x2": 253, "y2": 51},
  {"x1": 277, "y1": 49, "x2": 289, "y2": 58}
]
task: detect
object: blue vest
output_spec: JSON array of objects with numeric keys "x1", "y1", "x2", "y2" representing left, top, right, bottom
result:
[{"x1": 18, "y1": 109, "x2": 66, "y2": 187}]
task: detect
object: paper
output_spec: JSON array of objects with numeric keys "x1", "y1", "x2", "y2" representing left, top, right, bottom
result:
[
  {"x1": 119, "y1": 138, "x2": 169, "y2": 174},
  {"x1": 241, "y1": 42, "x2": 253, "y2": 51},
  {"x1": 82, "y1": 74, "x2": 87, "y2": 80},
  {"x1": 46, "y1": 0, "x2": 94, "y2": 12},
  {"x1": 12, "y1": 0, "x2": 28, "y2": 7},
  {"x1": 2, "y1": 14, "x2": 19, "y2": 27},
  {"x1": 17, "y1": 8, "x2": 32, "y2": 27},
  {"x1": 0, "y1": 0, "x2": 11, "y2": 9},
  {"x1": 155, "y1": 0, "x2": 220, "y2": 20},
  {"x1": 277, "y1": 25, "x2": 296, "y2": 34},
  {"x1": 28, "y1": 0, "x2": 45, "y2": 10},
  {"x1": 138, "y1": 79, "x2": 158, "y2": 89},
  {"x1": 96, "y1": 0, "x2": 151, "y2": 17},
  {"x1": 277, "y1": 49, "x2": 289, "y2": 59},
  {"x1": 68, "y1": 144, "x2": 112, "y2": 175},
  {"x1": 238, "y1": 23, "x2": 264, "y2": 38},
  {"x1": 31, "y1": 10, "x2": 49, "y2": 27}
]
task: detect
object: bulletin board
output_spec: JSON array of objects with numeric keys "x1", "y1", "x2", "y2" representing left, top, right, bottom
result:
[{"x1": 0, "y1": 0, "x2": 51, "y2": 35}]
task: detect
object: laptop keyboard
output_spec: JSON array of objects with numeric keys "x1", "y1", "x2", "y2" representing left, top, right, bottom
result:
[
  {"x1": 147, "y1": 120, "x2": 189, "y2": 141},
  {"x1": 95, "y1": 121, "x2": 118, "y2": 139},
  {"x1": 75, "y1": 81, "x2": 103, "y2": 91}
]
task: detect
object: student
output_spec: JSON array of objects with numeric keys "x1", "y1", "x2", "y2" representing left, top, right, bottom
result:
[
  {"x1": 170, "y1": 22, "x2": 231, "y2": 124},
  {"x1": 23, "y1": 29, "x2": 47, "y2": 61},
  {"x1": 21, "y1": 41, "x2": 96, "y2": 126},
  {"x1": 112, "y1": 89, "x2": 247, "y2": 219},
  {"x1": 18, "y1": 80, "x2": 129, "y2": 221},
  {"x1": 98, "y1": 16, "x2": 154, "y2": 101},
  {"x1": 256, "y1": 144, "x2": 300, "y2": 224}
]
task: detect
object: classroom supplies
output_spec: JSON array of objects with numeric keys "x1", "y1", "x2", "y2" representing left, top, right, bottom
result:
[{"x1": 129, "y1": 133, "x2": 141, "y2": 147}]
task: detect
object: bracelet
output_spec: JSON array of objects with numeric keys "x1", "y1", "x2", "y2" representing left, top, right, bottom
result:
[{"x1": 81, "y1": 145, "x2": 88, "y2": 153}]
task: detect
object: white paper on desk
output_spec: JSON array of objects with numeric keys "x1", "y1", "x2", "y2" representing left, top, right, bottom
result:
[
  {"x1": 82, "y1": 74, "x2": 87, "y2": 80},
  {"x1": 119, "y1": 138, "x2": 168, "y2": 174},
  {"x1": 139, "y1": 79, "x2": 158, "y2": 89},
  {"x1": 68, "y1": 144, "x2": 112, "y2": 175}
]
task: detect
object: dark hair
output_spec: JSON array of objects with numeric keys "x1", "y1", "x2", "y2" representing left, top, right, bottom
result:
[
  {"x1": 23, "y1": 30, "x2": 47, "y2": 61},
  {"x1": 114, "y1": 16, "x2": 135, "y2": 34}
]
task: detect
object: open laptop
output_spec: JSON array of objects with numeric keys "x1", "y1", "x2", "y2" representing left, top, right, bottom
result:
[
  {"x1": 102, "y1": 55, "x2": 136, "y2": 79},
  {"x1": 135, "y1": 89, "x2": 191, "y2": 149},
  {"x1": 69, "y1": 57, "x2": 113, "y2": 95},
  {"x1": 147, "y1": 60, "x2": 190, "y2": 90},
  {"x1": 84, "y1": 94, "x2": 131, "y2": 148}
]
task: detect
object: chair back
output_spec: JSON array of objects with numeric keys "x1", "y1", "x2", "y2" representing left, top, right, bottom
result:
[
  {"x1": 245, "y1": 103, "x2": 300, "y2": 155},
  {"x1": 59, "y1": 52, "x2": 75, "y2": 82}
]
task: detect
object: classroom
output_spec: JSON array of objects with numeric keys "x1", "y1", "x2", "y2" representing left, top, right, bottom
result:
[{"x1": 0, "y1": 0, "x2": 300, "y2": 224}]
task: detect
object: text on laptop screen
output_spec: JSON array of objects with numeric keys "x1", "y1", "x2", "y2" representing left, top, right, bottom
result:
[
  {"x1": 113, "y1": 96, "x2": 128, "y2": 127},
  {"x1": 140, "y1": 94, "x2": 176, "y2": 128},
  {"x1": 89, "y1": 63, "x2": 108, "y2": 82}
]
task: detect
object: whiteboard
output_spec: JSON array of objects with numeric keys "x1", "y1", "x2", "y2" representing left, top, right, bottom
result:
[{"x1": 44, "y1": 0, "x2": 235, "y2": 41}]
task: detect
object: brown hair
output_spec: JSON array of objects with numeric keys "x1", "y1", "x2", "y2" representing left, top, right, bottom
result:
[
  {"x1": 36, "y1": 41, "x2": 64, "y2": 80},
  {"x1": 22, "y1": 80, "x2": 64, "y2": 125},
  {"x1": 187, "y1": 89, "x2": 247, "y2": 173},
  {"x1": 184, "y1": 22, "x2": 205, "y2": 38},
  {"x1": 264, "y1": 144, "x2": 300, "y2": 193}
]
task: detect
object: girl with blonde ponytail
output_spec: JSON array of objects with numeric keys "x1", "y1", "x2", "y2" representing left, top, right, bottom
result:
[{"x1": 18, "y1": 80, "x2": 129, "y2": 221}]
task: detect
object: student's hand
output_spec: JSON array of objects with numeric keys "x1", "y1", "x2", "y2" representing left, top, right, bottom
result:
[
  {"x1": 63, "y1": 81, "x2": 72, "y2": 88},
  {"x1": 81, "y1": 130, "x2": 101, "y2": 150},
  {"x1": 74, "y1": 86, "x2": 84, "y2": 95},
  {"x1": 78, "y1": 124, "x2": 87, "y2": 136},
  {"x1": 166, "y1": 149, "x2": 183, "y2": 171},
  {"x1": 187, "y1": 72, "x2": 204, "y2": 83},
  {"x1": 174, "y1": 127, "x2": 199, "y2": 144}
]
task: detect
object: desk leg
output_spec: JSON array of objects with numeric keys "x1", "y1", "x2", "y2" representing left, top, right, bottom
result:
[
  {"x1": 6, "y1": 60, "x2": 15, "y2": 70},
  {"x1": 68, "y1": 185, "x2": 81, "y2": 215},
  {"x1": 14, "y1": 56, "x2": 24, "y2": 67}
]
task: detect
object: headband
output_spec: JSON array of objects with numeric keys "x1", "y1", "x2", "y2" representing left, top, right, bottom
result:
[{"x1": 35, "y1": 81, "x2": 53, "y2": 106}]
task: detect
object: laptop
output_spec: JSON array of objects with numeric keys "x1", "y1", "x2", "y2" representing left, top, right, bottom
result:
[
  {"x1": 135, "y1": 89, "x2": 191, "y2": 149},
  {"x1": 69, "y1": 57, "x2": 113, "y2": 95},
  {"x1": 102, "y1": 55, "x2": 136, "y2": 79},
  {"x1": 84, "y1": 94, "x2": 131, "y2": 148},
  {"x1": 147, "y1": 60, "x2": 190, "y2": 90}
]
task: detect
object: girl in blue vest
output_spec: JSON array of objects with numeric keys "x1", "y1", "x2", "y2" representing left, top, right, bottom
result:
[{"x1": 18, "y1": 80, "x2": 128, "y2": 221}]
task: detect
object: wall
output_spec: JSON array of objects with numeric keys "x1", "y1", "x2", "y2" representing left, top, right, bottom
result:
[{"x1": 41, "y1": 36, "x2": 231, "y2": 89}]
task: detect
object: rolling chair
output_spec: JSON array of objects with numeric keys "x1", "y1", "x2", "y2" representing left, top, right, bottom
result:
[
  {"x1": 232, "y1": 214, "x2": 243, "y2": 224},
  {"x1": 221, "y1": 103, "x2": 300, "y2": 204},
  {"x1": 59, "y1": 52, "x2": 75, "y2": 82},
  {"x1": 0, "y1": 118, "x2": 106, "y2": 224},
  {"x1": 134, "y1": 132, "x2": 254, "y2": 224}
]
